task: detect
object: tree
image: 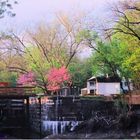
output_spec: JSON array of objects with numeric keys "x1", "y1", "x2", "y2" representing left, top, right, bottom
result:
[
  {"x1": 105, "y1": 0, "x2": 140, "y2": 41},
  {"x1": 5, "y1": 14, "x2": 87, "y2": 93},
  {"x1": 17, "y1": 71, "x2": 36, "y2": 86},
  {"x1": 113, "y1": 30, "x2": 140, "y2": 90},
  {"x1": 27, "y1": 14, "x2": 86, "y2": 68},
  {"x1": 0, "y1": 0, "x2": 17, "y2": 18},
  {"x1": 0, "y1": 33, "x2": 23, "y2": 86},
  {"x1": 68, "y1": 57, "x2": 92, "y2": 88},
  {"x1": 88, "y1": 37, "x2": 133, "y2": 92},
  {"x1": 90, "y1": 40, "x2": 116, "y2": 75},
  {"x1": 78, "y1": 30, "x2": 120, "y2": 76},
  {"x1": 47, "y1": 66, "x2": 71, "y2": 92},
  {"x1": 105, "y1": 0, "x2": 140, "y2": 90}
]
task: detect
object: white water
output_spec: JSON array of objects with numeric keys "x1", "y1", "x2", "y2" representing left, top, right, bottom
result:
[
  {"x1": 42, "y1": 97, "x2": 81, "y2": 135},
  {"x1": 43, "y1": 121, "x2": 81, "y2": 135}
]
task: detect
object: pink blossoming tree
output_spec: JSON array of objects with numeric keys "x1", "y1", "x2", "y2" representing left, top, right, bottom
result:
[
  {"x1": 47, "y1": 66, "x2": 71, "y2": 92},
  {"x1": 17, "y1": 71, "x2": 36, "y2": 86}
]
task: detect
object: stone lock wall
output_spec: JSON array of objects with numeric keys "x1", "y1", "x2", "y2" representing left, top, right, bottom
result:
[{"x1": 29, "y1": 96, "x2": 115, "y2": 135}]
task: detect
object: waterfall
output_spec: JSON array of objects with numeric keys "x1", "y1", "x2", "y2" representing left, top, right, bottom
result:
[
  {"x1": 29, "y1": 96, "x2": 82, "y2": 135},
  {"x1": 70, "y1": 121, "x2": 79, "y2": 131},
  {"x1": 42, "y1": 121, "x2": 82, "y2": 135},
  {"x1": 41, "y1": 96, "x2": 82, "y2": 135},
  {"x1": 43, "y1": 121, "x2": 58, "y2": 135},
  {"x1": 42, "y1": 121, "x2": 69, "y2": 135}
]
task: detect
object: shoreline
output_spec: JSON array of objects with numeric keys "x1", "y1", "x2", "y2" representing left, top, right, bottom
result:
[{"x1": 45, "y1": 130, "x2": 140, "y2": 139}]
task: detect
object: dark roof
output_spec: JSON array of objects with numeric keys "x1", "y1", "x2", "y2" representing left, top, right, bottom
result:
[{"x1": 88, "y1": 76, "x2": 121, "y2": 83}]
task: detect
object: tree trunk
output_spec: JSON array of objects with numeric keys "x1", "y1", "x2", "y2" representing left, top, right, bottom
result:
[{"x1": 125, "y1": 77, "x2": 131, "y2": 93}]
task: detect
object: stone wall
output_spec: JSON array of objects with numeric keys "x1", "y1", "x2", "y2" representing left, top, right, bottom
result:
[
  {"x1": 29, "y1": 97, "x2": 41, "y2": 132},
  {"x1": 29, "y1": 96, "x2": 115, "y2": 136}
]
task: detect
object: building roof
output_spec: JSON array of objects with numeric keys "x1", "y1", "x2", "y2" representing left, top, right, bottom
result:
[
  {"x1": 88, "y1": 76, "x2": 121, "y2": 83},
  {"x1": 88, "y1": 76, "x2": 96, "y2": 81}
]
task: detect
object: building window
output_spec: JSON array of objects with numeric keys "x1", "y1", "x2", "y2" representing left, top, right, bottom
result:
[
  {"x1": 90, "y1": 89, "x2": 96, "y2": 94},
  {"x1": 90, "y1": 81, "x2": 95, "y2": 86}
]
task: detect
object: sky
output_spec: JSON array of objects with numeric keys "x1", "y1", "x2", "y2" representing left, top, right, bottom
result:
[
  {"x1": 0, "y1": 0, "x2": 119, "y2": 32},
  {"x1": 0, "y1": 0, "x2": 119, "y2": 58}
]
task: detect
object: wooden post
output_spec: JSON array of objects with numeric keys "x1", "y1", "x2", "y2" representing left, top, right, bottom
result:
[
  {"x1": 38, "y1": 97, "x2": 42, "y2": 138},
  {"x1": 25, "y1": 97, "x2": 30, "y2": 137},
  {"x1": 56, "y1": 92, "x2": 58, "y2": 121},
  {"x1": 26, "y1": 97, "x2": 29, "y2": 123}
]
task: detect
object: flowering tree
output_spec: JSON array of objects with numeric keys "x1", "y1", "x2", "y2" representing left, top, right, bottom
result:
[
  {"x1": 47, "y1": 66, "x2": 71, "y2": 91},
  {"x1": 17, "y1": 67, "x2": 71, "y2": 93},
  {"x1": 17, "y1": 71, "x2": 36, "y2": 86}
]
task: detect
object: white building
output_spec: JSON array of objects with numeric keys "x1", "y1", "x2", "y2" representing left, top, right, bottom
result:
[
  {"x1": 81, "y1": 76, "x2": 129, "y2": 96},
  {"x1": 81, "y1": 76, "x2": 133, "y2": 96}
]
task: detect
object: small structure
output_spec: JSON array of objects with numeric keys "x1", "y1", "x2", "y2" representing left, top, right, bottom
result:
[
  {"x1": 81, "y1": 88, "x2": 88, "y2": 96},
  {"x1": 48, "y1": 86, "x2": 79, "y2": 97},
  {"x1": 0, "y1": 82, "x2": 9, "y2": 87},
  {"x1": 121, "y1": 77, "x2": 133, "y2": 93},
  {"x1": 0, "y1": 86, "x2": 37, "y2": 137},
  {"x1": 81, "y1": 76, "x2": 121, "y2": 96}
]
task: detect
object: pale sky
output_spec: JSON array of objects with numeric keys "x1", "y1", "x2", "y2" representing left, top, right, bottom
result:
[
  {"x1": 0, "y1": 0, "x2": 119, "y2": 58},
  {"x1": 0, "y1": 0, "x2": 119, "y2": 32}
]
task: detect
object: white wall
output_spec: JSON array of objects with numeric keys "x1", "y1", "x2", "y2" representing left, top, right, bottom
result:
[
  {"x1": 97, "y1": 83, "x2": 120, "y2": 95},
  {"x1": 87, "y1": 81, "x2": 90, "y2": 94},
  {"x1": 87, "y1": 81, "x2": 96, "y2": 94}
]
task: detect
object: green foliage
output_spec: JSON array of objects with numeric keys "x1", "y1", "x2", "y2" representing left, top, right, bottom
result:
[
  {"x1": 9, "y1": 74, "x2": 17, "y2": 86},
  {"x1": 90, "y1": 39, "x2": 123, "y2": 77},
  {"x1": 0, "y1": 70, "x2": 17, "y2": 86},
  {"x1": 111, "y1": 0, "x2": 140, "y2": 41},
  {"x1": 114, "y1": 96, "x2": 128, "y2": 115},
  {"x1": 24, "y1": 46, "x2": 49, "y2": 69},
  {"x1": 123, "y1": 47, "x2": 140, "y2": 79},
  {"x1": 112, "y1": 11, "x2": 140, "y2": 81},
  {"x1": 80, "y1": 95, "x2": 105, "y2": 101},
  {"x1": 76, "y1": 30, "x2": 90, "y2": 43},
  {"x1": 76, "y1": 30, "x2": 100, "y2": 43},
  {"x1": 68, "y1": 58, "x2": 92, "y2": 88},
  {"x1": 110, "y1": 0, "x2": 140, "y2": 83}
]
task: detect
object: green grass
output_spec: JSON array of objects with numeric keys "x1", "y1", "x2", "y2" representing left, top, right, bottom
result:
[{"x1": 80, "y1": 95, "x2": 105, "y2": 100}]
